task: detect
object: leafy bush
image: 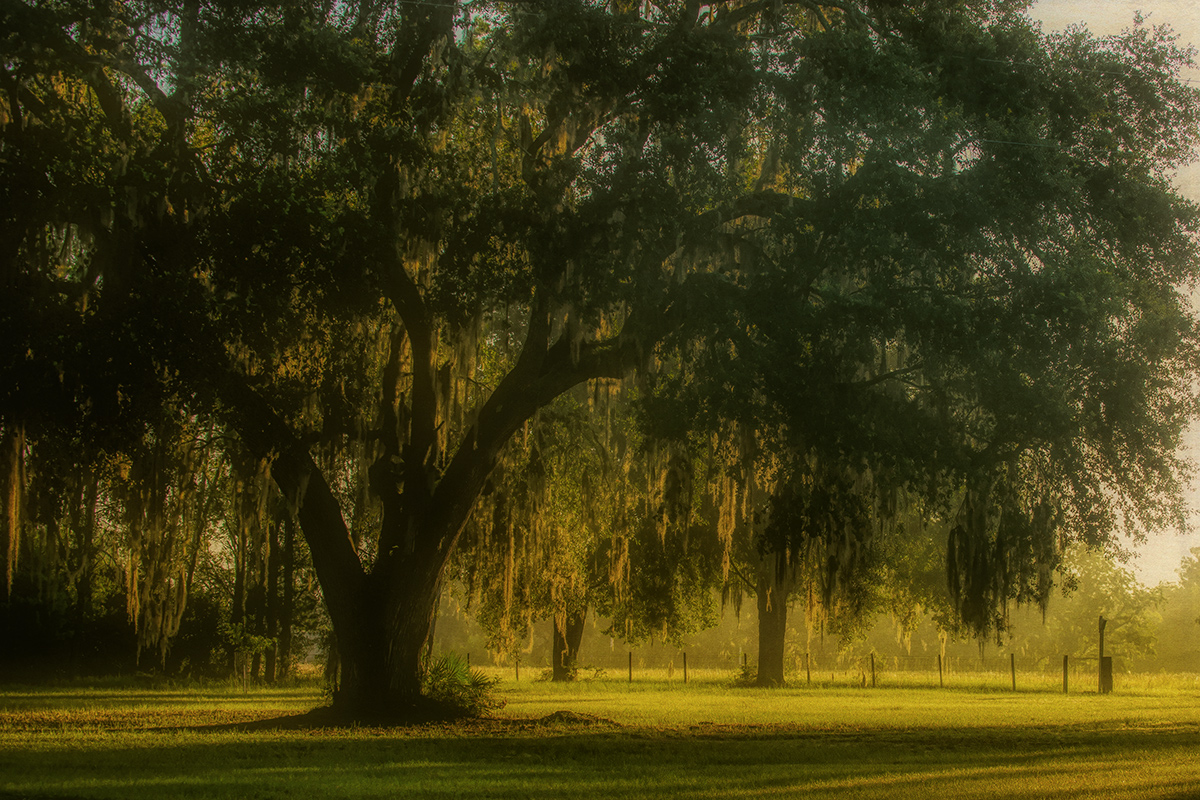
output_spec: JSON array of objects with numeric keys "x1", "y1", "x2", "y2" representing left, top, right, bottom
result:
[
  {"x1": 422, "y1": 653, "x2": 504, "y2": 717},
  {"x1": 730, "y1": 662, "x2": 757, "y2": 687}
]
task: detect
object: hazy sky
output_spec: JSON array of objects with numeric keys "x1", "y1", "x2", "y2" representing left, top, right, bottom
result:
[
  {"x1": 1031, "y1": 1, "x2": 1200, "y2": 584},
  {"x1": 1031, "y1": 0, "x2": 1200, "y2": 200}
]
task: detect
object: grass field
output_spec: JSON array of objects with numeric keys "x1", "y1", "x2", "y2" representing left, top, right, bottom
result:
[{"x1": 2, "y1": 671, "x2": 1200, "y2": 799}]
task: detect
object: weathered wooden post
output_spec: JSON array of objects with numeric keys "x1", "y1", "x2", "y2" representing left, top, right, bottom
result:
[
  {"x1": 1098, "y1": 616, "x2": 1113, "y2": 694},
  {"x1": 1010, "y1": 653, "x2": 1016, "y2": 692},
  {"x1": 515, "y1": 657, "x2": 519, "y2": 682}
]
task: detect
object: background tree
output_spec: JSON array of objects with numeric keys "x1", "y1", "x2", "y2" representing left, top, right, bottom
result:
[
  {"x1": 454, "y1": 385, "x2": 721, "y2": 680},
  {"x1": 1006, "y1": 545, "x2": 1162, "y2": 666},
  {"x1": 639, "y1": 4, "x2": 1200, "y2": 682},
  {"x1": 453, "y1": 393, "x2": 610, "y2": 679},
  {"x1": 0, "y1": 412, "x2": 232, "y2": 676},
  {"x1": 1144, "y1": 547, "x2": 1200, "y2": 671}
]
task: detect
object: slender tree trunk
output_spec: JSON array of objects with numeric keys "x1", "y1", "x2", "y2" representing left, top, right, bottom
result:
[
  {"x1": 2, "y1": 424, "x2": 24, "y2": 595},
  {"x1": 265, "y1": 518, "x2": 279, "y2": 683},
  {"x1": 72, "y1": 472, "x2": 99, "y2": 631},
  {"x1": 229, "y1": 541, "x2": 245, "y2": 676},
  {"x1": 277, "y1": 514, "x2": 295, "y2": 680},
  {"x1": 756, "y1": 554, "x2": 792, "y2": 687},
  {"x1": 551, "y1": 605, "x2": 587, "y2": 682}
]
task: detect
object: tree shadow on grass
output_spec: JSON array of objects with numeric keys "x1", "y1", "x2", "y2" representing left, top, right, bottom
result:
[
  {"x1": 5, "y1": 725, "x2": 1200, "y2": 799},
  {"x1": 7, "y1": 714, "x2": 1200, "y2": 799},
  {"x1": 170, "y1": 706, "x2": 624, "y2": 733}
]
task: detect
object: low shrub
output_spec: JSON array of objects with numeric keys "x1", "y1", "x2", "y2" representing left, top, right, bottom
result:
[{"x1": 422, "y1": 653, "x2": 504, "y2": 717}]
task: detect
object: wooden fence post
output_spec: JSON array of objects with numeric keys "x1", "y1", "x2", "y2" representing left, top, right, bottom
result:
[
  {"x1": 1100, "y1": 656, "x2": 1113, "y2": 695},
  {"x1": 1010, "y1": 653, "x2": 1016, "y2": 691}
]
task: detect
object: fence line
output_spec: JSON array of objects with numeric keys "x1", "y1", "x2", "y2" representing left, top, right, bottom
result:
[{"x1": 464, "y1": 649, "x2": 1125, "y2": 692}]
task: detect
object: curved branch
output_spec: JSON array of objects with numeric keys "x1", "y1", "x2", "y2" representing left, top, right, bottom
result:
[
  {"x1": 214, "y1": 371, "x2": 366, "y2": 634},
  {"x1": 422, "y1": 299, "x2": 665, "y2": 562}
]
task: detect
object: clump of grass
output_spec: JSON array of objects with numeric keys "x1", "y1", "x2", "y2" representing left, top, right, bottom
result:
[
  {"x1": 422, "y1": 653, "x2": 504, "y2": 717},
  {"x1": 533, "y1": 664, "x2": 608, "y2": 682},
  {"x1": 730, "y1": 662, "x2": 757, "y2": 687}
]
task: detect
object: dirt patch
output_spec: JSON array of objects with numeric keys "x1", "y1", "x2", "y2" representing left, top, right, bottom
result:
[{"x1": 532, "y1": 710, "x2": 621, "y2": 727}]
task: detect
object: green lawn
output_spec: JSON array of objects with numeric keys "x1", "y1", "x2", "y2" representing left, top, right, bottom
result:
[{"x1": 2, "y1": 674, "x2": 1199, "y2": 799}]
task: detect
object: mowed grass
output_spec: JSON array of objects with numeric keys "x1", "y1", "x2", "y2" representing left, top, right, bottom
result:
[{"x1": 3, "y1": 672, "x2": 1200, "y2": 799}]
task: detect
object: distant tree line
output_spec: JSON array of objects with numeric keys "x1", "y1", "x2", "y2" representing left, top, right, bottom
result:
[
  {"x1": 0, "y1": 419, "x2": 330, "y2": 680},
  {"x1": 844, "y1": 545, "x2": 1200, "y2": 674}
]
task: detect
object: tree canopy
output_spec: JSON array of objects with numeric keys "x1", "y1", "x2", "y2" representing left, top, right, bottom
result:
[{"x1": 641, "y1": 3, "x2": 1200, "y2": 641}]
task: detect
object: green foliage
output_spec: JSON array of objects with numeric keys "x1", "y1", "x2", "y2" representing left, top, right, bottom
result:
[
  {"x1": 455, "y1": 386, "x2": 721, "y2": 664},
  {"x1": 1004, "y1": 545, "x2": 1161, "y2": 663},
  {"x1": 730, "y1": 660, "x2": 758, "y2": 688},
  {"x1": 596, "y1": 513, "x2": 723, "y2": 648},
  {"x1": 421, "y1": 653, "x2": 504, "y2": 717},
  {"x1": 637, "y1": 4, "x2": 1200, "y2": 643},
  {"x1": 5, "y1": 0, "x2": 1199, "y2": 707},
  {"x1": 221, "y1": 622, "x2": 276, "y2": 662},
  {"x1": 1146, "y1": 547, "x2": 1200, "y2": 671}
]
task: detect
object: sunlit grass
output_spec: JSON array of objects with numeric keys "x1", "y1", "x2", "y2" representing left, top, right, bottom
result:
[
  {"x1": 484, "y1": 666, "x2": 1200, "y2": 728},
  {"x1": 3, "y1": 674, "x2": 1200, "y2": 798},
  {"x1": 479, "y1": 664, "x2": 1200, "y2": 695}
]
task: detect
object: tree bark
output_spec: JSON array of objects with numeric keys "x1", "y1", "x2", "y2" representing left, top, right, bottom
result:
[
  {"x1": 2, "y1": 425, "x2": 24, "y2": 596},
  {"x1": 756, "y1": 553, "x2": 793, "y2": 687},
  {"x1": 328, "y1": 555, "x2": 444, "y2": 718},
  {"x1": 551, "y1": 605, "x2": 587, "y2": 682},
  {"x1": 277, "y1": 514, "x2": 295, "y2": 681},
  {"x1": 264, "y1": 516, "x2": 279, "y2": 684},
  {"x1": 71, "y1": 471, "x2": 99, "y2": 636},
  {"x1": 218, "y1": 278, "x2": 649, "y2": 719},
  {"x1": 229, "y1": 533, "x2": 246, "y2": 677}
]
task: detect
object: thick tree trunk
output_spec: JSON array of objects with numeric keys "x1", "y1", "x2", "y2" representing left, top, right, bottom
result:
[
  {"x1": 756, "y1": 554, "x2": 793, "y2": 687},
  {"x1": 551, "y1": 605, "x2": 587, "y2": 682},
  {"x1": 329, "y1": 559, "x2": 443, "y2": 719},
  {"x1": 221, "y1": 278, "x2": 645, "y2": 719}
]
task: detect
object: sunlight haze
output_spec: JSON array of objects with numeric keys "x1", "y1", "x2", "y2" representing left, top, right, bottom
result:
[{"x1": 1032, "y1": 0, "x2": 1200, "y2": 585}]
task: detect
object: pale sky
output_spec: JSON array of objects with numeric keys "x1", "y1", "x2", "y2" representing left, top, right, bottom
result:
[{"x1": 1031, "y1": 0, "x2": 1200, "y2": 585}]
